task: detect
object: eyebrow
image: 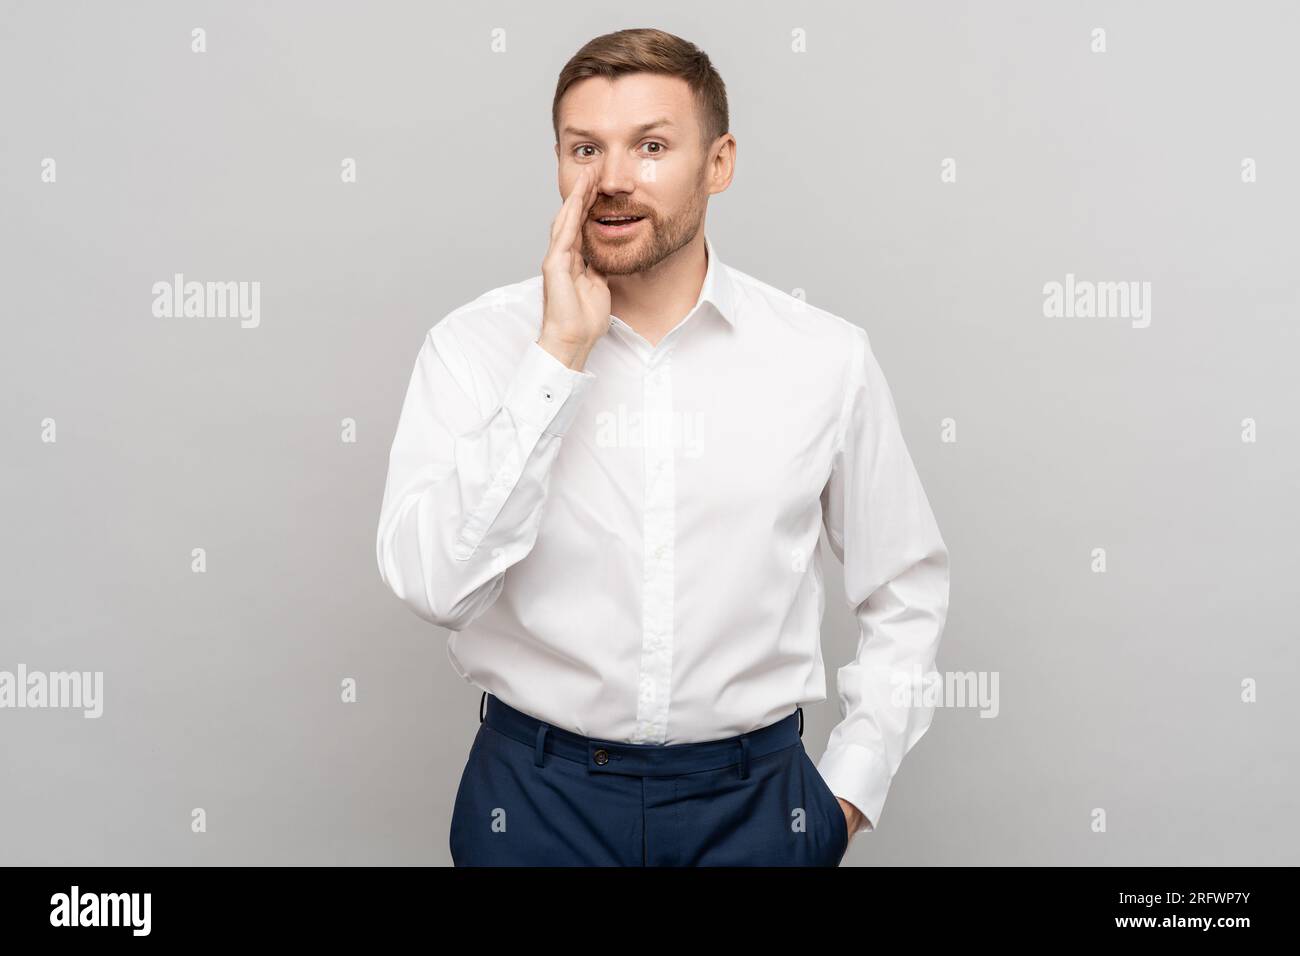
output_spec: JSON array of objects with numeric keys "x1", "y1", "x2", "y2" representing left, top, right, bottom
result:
[{"x1": 561, "y1": 118, "x2": 677, "y2": 141}]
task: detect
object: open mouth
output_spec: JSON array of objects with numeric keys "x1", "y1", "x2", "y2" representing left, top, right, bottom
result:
[{"x1": 592, "y1": 215, "x2": 646, "y2": 235}]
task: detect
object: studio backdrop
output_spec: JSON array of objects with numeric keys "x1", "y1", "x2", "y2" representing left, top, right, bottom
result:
[{"x1": 1, "y1": 0, "x2": 1296, "y2": 865}]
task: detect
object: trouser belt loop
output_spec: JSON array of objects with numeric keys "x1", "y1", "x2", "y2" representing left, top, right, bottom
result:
[
  {"x1": 479, "y1": 691, "x2": 487, "y2": 723},
  {"x1": 797, "y1": 706, "x2": 804, "y2": 738},
  {"x1": 738, "y1": 735, "x2": 751, "y2": 780},
  {"x1": 535, "y1": 724, "x2": 549, "y2": 767}
]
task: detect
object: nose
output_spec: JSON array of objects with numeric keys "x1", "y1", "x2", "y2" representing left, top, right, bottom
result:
[{"x1": 595, "y1": 151, "x2": 639, "y2": 197}]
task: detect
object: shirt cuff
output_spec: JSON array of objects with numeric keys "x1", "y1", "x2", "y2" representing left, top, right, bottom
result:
[
  {"x1": 502, "y1": 340, "x2": 596, "y2": 437},
  {"x1": 816, "y1": 742, "x2": 892, "y2": 834}
]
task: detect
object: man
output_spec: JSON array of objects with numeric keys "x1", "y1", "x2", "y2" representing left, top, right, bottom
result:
[{"x1": 375, "y1": 28, "x2": 949, "y2": 866}]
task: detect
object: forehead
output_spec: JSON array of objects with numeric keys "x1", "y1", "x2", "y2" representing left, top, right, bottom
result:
[{"x1": 557, "y1": 73, "x2": 697, "y2": 138}]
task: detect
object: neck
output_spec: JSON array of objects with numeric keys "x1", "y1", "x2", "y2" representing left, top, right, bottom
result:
[{"x1": 608, "y1": 234, "x2": 708, "y2": 347}]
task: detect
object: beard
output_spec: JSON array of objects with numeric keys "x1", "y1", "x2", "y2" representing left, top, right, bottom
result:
[{"x1": 579, "y1": 185, "x2": 708, "y2": 277}]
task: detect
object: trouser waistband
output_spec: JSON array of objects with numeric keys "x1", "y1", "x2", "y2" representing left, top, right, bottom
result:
[{"x1": 479, "y1": 692, "x2": 804, "y2": 778}]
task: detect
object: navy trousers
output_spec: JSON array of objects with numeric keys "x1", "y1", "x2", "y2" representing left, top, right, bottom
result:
[{"x1": 449, "y1": 692, "x2": 850, "y2": 867}]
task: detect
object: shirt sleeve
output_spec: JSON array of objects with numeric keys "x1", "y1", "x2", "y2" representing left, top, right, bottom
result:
[
  {"x1": 814, "y1": 325, "x2": 950, "y2": 834},
  {"x1": 375, "y1": 325, "x2": 596, "y2": 630}
]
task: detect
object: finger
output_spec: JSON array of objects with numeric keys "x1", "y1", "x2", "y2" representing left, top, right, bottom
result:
[
  {"x1": 545, "y1": 169, "x2": 588, "y2": 280},
  {"x1": 551, "y1": 166, "x2": 589, "y2": 248},
  {"x1": 565, "y1": 172, "x2": 597, "y2": 281},
  {"x1": 564, "y1": 167, "x2": 596, "y2": 258},
  {"x1": 547, "y1": 168, "x2": 579, "y2": 260},
  {"x1": 579, "y1": 259, "x2": 609, "y2": 315}
]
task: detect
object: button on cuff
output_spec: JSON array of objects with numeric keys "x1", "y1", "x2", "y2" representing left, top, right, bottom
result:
[{"x1": 503, "y1": 341, "x2": 596, "y2": 437}]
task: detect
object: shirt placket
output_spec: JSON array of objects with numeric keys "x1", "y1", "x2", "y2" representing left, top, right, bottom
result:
[{"x1": 634, "y1": 349, "x2": 675, "y2": 744}]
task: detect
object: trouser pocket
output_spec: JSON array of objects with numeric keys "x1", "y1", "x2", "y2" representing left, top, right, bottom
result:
[
  {"x1": 799, "y1": 744, "x2": 849, "y2": 866},
  {"x1": 448, "y1": 725, "x2": 488, "y2": 866}
]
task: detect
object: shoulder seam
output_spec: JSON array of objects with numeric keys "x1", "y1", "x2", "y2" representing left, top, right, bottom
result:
[
  {"x1": 429, "y1": 274, "x2": 543, "y2": 335},
  {"x1": 727, "y1": 269, "x2": 861, "y2": 331}
]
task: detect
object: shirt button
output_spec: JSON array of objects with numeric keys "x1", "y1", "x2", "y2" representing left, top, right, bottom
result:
[
  {"x1": 541, "y1": 387, "x2": 553, "y2": 401},
  {"x1": 654, "y1": 546, "x2": 666, "y2": 559},
  {"x1": 593, "y1": 749, "x2": 609, "y2": 766}
]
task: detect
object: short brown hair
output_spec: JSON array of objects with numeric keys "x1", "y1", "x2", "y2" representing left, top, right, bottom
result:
[{"x1": 552, "y1": 28, "x2": 729, "y2": 149}]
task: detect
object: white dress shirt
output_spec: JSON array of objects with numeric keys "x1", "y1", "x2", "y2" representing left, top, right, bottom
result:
[{"x1": 376, "y1": 234, "x2": 949, "y2": 834}]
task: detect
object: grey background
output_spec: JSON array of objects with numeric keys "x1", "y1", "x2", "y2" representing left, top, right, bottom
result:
[{"x1": 2, "y1": 0, "x2": 1296, "y2": 865}]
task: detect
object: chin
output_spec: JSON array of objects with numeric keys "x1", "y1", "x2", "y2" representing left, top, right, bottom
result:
[{"x1": 581, "y1": 238, "x2": 650, "y2": 276}]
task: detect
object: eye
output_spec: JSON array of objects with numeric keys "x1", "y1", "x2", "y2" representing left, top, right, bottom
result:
[
  {"x1": 573, "y1": 145, "x2": 598, "y2": 159},
  {"x1": 642, "y1": 141, "x2": 666, "y2": 155}
]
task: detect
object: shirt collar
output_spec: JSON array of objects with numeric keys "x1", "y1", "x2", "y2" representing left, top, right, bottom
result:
[
  {"x1": 699, "y1": 233, "x2": 739, "y2": 328},
  {"x1": 606, "y1": 233, "x2": 739, "y2": 332}
]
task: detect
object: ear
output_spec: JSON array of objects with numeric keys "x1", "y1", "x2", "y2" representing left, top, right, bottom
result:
[{"x1": 707, "y1": 134, "x2": 736, "y2": 196}]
